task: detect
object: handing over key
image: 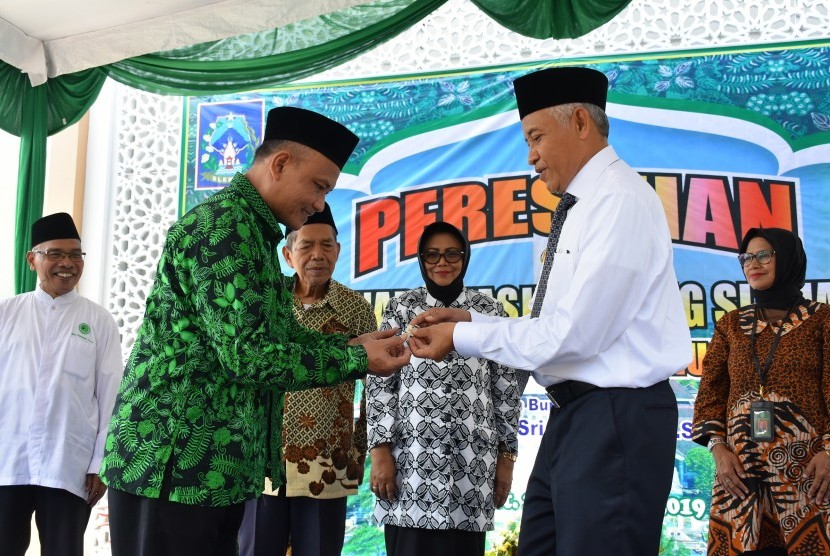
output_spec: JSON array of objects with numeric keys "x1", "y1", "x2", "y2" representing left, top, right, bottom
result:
[
  {"x1": 407, "y1": 307, "x2": 472, "y2": 360},
  {"x1": 348, "y1": 328, "x2": 411, "y2": 374}
]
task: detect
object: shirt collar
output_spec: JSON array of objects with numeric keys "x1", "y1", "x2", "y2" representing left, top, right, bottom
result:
[
  {"x1": 292, "y1": 278, "x2": 350, "y2": 314},
  {"x1": 563, "y1": 145, "x2": 619, "y2": 202},
  {"x1": 232, "y1": 172, "x2": 284, "y2": 244},
  {"x1": 34, "y1": 285, "x2": 78, "y2": 305}
]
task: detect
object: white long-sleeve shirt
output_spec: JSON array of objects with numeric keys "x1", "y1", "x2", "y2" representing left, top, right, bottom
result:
[
  {"x1": 0, "y1": 286, "x2": 123, "y2": 500},
  {"x1": 454, "y1": 146, "x2": 692, "y2": 388}
]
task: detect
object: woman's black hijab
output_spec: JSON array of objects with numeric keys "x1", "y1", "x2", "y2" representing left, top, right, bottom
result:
[
  {"x1": 417, "y1": 222, "x2": 471, "y2": 307},
  {"x1": 739, "y1": 227, "x2": 807, "y2": 310}
]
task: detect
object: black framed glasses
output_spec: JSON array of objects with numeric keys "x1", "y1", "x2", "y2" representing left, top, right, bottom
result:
[
  {"x1": 738, "y1": 249, "x2": 774, "y2": 267},
  {"x1": 420, "y1": 249, "x2": 465, "y2": 264},
  {"x1": 31, "y1": 249, "x2": 86, "y2": 262}
]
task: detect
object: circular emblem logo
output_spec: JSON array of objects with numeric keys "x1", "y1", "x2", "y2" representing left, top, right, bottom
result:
[{"x1": 78, "y1": 323, "x2": 91, "y2": 335}]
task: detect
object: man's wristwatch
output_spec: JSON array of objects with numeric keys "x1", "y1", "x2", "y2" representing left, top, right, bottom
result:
[{"x1": 707, "y1": 437, "x2": 726, "y2": 451}]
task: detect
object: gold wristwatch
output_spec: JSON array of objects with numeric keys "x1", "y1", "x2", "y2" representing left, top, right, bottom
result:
[{"x1": 499, "y1": 451, "x2": 518, "y2": 462}]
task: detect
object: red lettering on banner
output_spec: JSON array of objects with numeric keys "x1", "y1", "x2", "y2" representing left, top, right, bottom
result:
[
  {"x1": 492, "y1": 178, "x2": 529, "y2": 238},
  {"x1": 735, "y1": 178, "x2": 797, "y2": 237},
  {"x1": 352, "y1": 170, "x2": 799, "y2": 278},
  {"x1": 651, "y1": 174, "x2": 682, "y2": 241},
  {"x1": 683, "y1": 175, "x2": 738, "y2": 250},
  {"x1": 442, "y1": 183, "x2": 488, "y2": 242},
  {"x1": 401, "y1": 189, "x2": 439, "y2": 258},
  {"x1": 528, "y1": 178, "x2": 558, "y2": 235},
  {"x1": 355, "y1": 197, "x2": 400, "y2": 277}
]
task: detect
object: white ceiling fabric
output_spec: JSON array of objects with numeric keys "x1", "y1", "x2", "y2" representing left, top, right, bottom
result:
[{"x1": 0, "y1": 0, "x2": 378, "y2": 86}]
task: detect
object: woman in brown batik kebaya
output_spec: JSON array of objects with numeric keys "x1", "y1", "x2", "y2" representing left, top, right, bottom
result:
[{"x1": 693, "y1": 227, "x2": 830, "y2": 555}]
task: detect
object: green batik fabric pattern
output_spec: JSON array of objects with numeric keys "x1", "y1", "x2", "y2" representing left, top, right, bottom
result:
[{"x1": 100, "y1": 172, "x2": 368, "y2": 507}]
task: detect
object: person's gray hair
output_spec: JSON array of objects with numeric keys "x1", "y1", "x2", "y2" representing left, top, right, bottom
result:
[
  {"x1": 284, "y1": 230, "x2": 298, "y2": 250},
  {"x1": 548, "y1": 102, "x2": 609, "y2": 138}
]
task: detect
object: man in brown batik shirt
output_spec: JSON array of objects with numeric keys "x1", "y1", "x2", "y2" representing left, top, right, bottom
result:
[{"x1": 238, "y1": 203, "x2": 376, "y2": 556}]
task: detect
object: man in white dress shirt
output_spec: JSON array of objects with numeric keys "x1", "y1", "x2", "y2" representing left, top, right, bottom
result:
[
  {"x1": 409, "y1": 67, "x2": 692, "y2": 555},
  {"x1": 0, "y1": 212, "x2": 123, "y2": 556}
]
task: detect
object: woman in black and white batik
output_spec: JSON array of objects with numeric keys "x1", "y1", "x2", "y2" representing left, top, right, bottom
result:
[{"x1": 367, "y1": 221, "x2": 520, "y2": 556}]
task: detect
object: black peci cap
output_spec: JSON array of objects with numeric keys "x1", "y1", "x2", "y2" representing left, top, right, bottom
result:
[
  {"x1": 513, "y1": 67, "x2": 609, "y2": 119},
  {"x1": 31, "y1": 212, "x2": 81, "y2": 248},
  {"x1": 263, "y1": 107, "x2": 359, "y2": 169},
  {"x1": 285, "y1": 202, "x2": 338, "y2": 236}
]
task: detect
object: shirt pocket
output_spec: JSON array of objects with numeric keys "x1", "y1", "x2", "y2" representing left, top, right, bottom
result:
[
  {"x1": 551, "y1": 244, "x2": 577, "y2": 269},
  {"x1": 547, "y1": 247, "x2": 578, "y2": 299},
  {"x1": 63, "y1": 335, "x2": 96, "y2": 380}
]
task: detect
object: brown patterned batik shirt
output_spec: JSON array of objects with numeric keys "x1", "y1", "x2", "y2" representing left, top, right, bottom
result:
[
  {"x1": 264, "y1": 279, "x2": 377, "y2": 499},
  {"x1": 692, "y1": 300, "x2": 830, "y2": 555}
]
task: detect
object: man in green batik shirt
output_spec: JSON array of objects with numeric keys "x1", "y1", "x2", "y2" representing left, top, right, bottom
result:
[{"x1": 101, "y1": 107, "x2": 410, "y2": 556}]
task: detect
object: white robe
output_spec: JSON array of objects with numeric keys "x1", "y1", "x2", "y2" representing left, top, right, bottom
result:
[{"x1": 0, "y1": 287, "x2": 123, "y2": 500}]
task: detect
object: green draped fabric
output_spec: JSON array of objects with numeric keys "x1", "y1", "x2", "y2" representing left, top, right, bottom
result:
[
  {"x1": 2, "y1": 0, "x2": 631, "y2": 294},
  {"x1": 472, "y1": 0, "x2": 630, "y2": 39},
  {"x1": 0, "y1": 62, "x2": 107, "y2": 293},
  {"x1": 107, "y1": 0, "x2": 447, "y2": 95},
  {"x1": 13, "y1": 86, "x2": 47, "y2": 295},
  {"x1": 0, "y1": 62, "x2": 106, "y2": 137}
]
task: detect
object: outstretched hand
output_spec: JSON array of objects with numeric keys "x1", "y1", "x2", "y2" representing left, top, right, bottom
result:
[
  {"x1": 352, "y1": 328, "x2": 411, "y2": 375},
  {"x1": 410, "y1": 307, "x2": 471, "y2": 328},
  {"x1": 408, "y1": 322, "x2": 456, "y2": 360},
  {"x1": 349, "y1": 328, "x2": 400, "y2": 346}
]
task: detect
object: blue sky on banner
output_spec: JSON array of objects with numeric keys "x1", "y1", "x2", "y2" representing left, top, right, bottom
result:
[{"x1": 183, "y1": 42, "x2": 830, "y2": 341}]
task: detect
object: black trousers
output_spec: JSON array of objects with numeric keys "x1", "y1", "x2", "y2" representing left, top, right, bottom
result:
[
  {"x1": 517, "y1": 380, "x2": 678, "y2": 556},
  {"x1": 108, "y1": 488, "x2": 245, "y2": 556},
  {"x1": 237, "y1": 489, "x2": 347, "y2": 556},
  {"x1": 385, "y1": 524, "x2": 486, "y2": 556},
  {"x1": 0, "y1": 485, "x2": 91, "y2": 556}
]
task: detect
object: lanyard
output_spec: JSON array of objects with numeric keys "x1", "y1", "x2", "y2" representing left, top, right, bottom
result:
[{"x1": 749, "y1": 301, "x2": 799, "y2": 399}]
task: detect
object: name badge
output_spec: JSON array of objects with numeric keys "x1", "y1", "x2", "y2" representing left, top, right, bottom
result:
[{"x1": 750, "y1": 400, "x2": 775, "y2": 442}]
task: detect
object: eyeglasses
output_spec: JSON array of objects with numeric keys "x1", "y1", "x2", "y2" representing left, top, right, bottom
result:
[
  {"x1": 31, "y1": 249, "x2": 86, "y2": 262},
  {"x1": 420, "y1": 249, "x2": 465, "y2": 264},
  {"x1": 738, "y1": 249, "x2": 774, "y2": 267}
]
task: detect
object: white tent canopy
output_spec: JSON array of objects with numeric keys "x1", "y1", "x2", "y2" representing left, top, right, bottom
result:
[{"x1": 0, "y1": 0, "x2": 377, "y2": 86}]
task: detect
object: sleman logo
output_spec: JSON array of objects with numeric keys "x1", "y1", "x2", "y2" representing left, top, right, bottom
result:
[{"x1": 78, "y1": 323, "x2": 91, "y2": 335}]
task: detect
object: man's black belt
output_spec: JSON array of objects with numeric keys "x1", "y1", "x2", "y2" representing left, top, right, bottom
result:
[{"x1": 545, "y1": 380, "x2": 598, "y2": 409}]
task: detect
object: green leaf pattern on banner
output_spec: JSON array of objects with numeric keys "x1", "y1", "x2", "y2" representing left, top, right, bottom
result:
[{"x1": 184, "y1": 45, "x2": 830, "y2": 212}]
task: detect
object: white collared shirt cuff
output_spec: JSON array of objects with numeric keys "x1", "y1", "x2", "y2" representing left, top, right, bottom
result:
[
  {"x1": 454, "y1": 321, "x2": 481, "y2": 358},
  {"x1": 455, "y1": 311, "x2": 509, "y2": 358}
]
